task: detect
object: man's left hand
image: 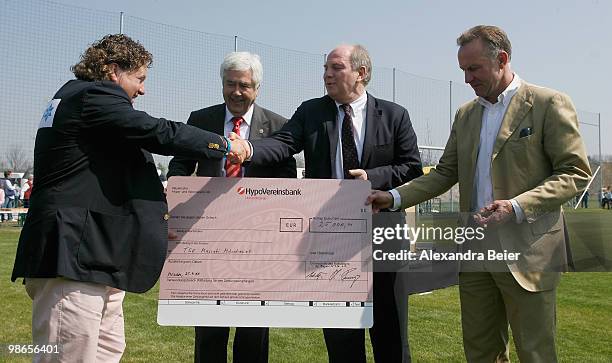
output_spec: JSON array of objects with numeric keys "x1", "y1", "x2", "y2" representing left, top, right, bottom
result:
[
  {"x1": 474, "y1": 200, "x2": 515, "y2": 226},
  {"x1": 349, "y1": 169, "x2": 368, "y2": 180}
]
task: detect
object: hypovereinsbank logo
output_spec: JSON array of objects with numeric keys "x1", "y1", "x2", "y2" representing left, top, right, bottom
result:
[{"x1": 236, "y1": 186, "x2": 302, "y2": 198}]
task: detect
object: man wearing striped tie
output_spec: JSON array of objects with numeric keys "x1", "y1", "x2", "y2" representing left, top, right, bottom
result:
[
  {"x1": 232, "y1": 44, "x2": 423, "y2": 363},
  {"x1": 167, "y1": 51, "x2": 296, "y2": 363}
]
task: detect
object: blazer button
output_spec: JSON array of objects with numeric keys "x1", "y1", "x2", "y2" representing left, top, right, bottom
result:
[{"x1": 163, "y1": 213, "x2": 170, "y2": 221}]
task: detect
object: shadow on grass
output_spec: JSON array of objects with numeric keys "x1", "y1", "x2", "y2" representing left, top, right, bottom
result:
[{"x1": 565, "y1": 209, "x2": 612, "y2": 271}]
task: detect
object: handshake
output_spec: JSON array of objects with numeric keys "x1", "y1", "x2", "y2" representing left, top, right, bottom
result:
[
  {"x1": 226, "y1": 132, "x2": 251, "y2": 165},
  {"x1": 224, "y1": 132, "x2": 369, "y2": 181}
]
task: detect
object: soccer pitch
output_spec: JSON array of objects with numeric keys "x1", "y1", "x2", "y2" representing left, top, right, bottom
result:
[{"x1": 1, "y1": 209, "x2": 610, "y2": 362}]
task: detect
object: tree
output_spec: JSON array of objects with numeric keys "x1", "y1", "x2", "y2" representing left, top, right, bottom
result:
[
  {"x1": 2, "y1": 145, "x2": 33, "y2": 176},
  {"x1": 419, "y1": 121, "x2": 438, "y2": 167}
]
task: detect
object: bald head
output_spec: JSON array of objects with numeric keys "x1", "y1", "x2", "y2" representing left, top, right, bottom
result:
[{"x1": 323, "y1": 44, "x2": 371, "y2": 104}]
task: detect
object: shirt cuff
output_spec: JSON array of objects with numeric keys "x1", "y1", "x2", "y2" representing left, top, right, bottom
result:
[
  {"x1": 510, "y1": 199, "x2": 526, "y2": 223},
  {"x1": 245, "y1": 140, "x2": 253, "y2": 162},
  {"x1": 222, "y1": 136, "x2": 231, "y2": 155},
  {"x1": 389, "y1": 189, "x2": 401, "y2": 211}
]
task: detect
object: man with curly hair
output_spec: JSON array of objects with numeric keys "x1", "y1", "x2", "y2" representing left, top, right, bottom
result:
[{"x1": 11, "y1": 34, "x2": 250, "y2": 362}]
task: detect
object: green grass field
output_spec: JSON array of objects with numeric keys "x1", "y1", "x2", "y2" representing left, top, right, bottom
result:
[{"x1": 1, "y1": 209, "x2": 610, "y2": 362}]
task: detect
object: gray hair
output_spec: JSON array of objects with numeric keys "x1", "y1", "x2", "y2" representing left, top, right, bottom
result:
[
  {"x1": 220, "y1": 52, "x2": 263, "y2": 89},
  {"x1": 350, "y1": 45, "x2": 372, "y2": 86},
  {"x1": 457, "y1": 25, "x2": 512, "y2": 61}
]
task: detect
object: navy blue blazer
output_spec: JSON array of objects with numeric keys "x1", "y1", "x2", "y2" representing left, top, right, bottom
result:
[
  {"x1": 12, "y1": 80, "x2": 229, "y2": 293},
  {"x1": 250, "y1": 93, "x2": 422, "y2": 190},
  {"x1": 167, "y1": 103, "x2": 296, "y2": 178}
]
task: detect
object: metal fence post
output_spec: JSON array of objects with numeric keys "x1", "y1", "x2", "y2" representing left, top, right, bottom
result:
[
  {"x1": 119, "y1": 12, "x2": 124, "y2": 34},
  {"x1": 234, "y1": 36, "x2": 238, "y2": 52},
  {"x1": 449, "y1": 80, "x2": 454, "y2": 212},
  {"x1": 392, "y1": 67, "x2": 396, "y2": 103},
  {"x1": 323, "y1": 53, "x2": 327, "y2": 96},
  {"x1": 599, "y1": 113, "x2": 603, "y2": 191}
]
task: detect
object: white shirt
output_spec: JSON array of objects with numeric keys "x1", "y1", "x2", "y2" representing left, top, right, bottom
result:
[
  {"x1": 224, "y1": 104, "x2": 254, "y2": 140},
  {"x1": 3, "y1": 179, "x2": 15, "y2": 200},
  {"x1": 333, "y1": 91, "x2": 367, "y2": 179},
  {"x1": 391, "y1": 74, "x2": 526, "y2": 222},
  {"x1": 224, "y1": 104, "x2": 254, "y2": 176},
  {"x1": 472, "y1": 74, "x2": 524, "y2": 222}
]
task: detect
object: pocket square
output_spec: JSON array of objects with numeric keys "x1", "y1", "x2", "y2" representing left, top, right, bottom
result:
[{"x1": 519, "y1": 127, "x2": 533, "y2": 138}]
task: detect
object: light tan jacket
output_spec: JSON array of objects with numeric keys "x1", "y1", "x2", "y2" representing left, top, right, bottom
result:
[{"x1": 397, "y1": 82, "x2": 591, "y2": 291}]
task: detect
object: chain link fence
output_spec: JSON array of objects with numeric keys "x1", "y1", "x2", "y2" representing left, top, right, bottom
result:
[{"x1": 0, "y1": 0, "x2": 603, "y2": 213}]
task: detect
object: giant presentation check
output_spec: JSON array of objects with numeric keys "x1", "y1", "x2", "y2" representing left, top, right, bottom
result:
[{"x1": 157, "y1": 177, "x2": 373, "y2": 328}]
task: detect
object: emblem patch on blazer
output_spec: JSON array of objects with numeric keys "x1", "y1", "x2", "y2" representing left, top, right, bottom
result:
[{"x1": 39, "y1": 99, "x2": 61, "y2": 129}]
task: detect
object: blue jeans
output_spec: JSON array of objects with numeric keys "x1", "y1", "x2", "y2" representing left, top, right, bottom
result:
[{"x1": 2, "y1": 198, "x2": 15, "y2": 220}]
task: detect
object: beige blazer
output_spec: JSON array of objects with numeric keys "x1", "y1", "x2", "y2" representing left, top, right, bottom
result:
[{"x1": 397, "y1": 82, "x2": 591, "y2": 291}]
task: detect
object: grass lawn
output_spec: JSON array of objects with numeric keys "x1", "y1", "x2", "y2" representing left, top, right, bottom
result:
[
  {"x1": 564, "y1": 208, "x2": 612, "y2": 271},
  {"x1": 1, "y1": 209, "x2": 611, "y2": 362}
]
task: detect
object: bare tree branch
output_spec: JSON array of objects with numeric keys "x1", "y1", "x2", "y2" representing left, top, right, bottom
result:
[{"x1": 2, "y1": 145, "x2": 33, "y2": 176}]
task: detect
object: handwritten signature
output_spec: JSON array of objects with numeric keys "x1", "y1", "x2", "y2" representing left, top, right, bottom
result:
[{"x1": 306, "y1": 267, "x2": 361, "y2": 288}]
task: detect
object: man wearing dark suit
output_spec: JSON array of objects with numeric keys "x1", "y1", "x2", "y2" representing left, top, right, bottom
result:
[
  {"x1": 368, "y1": 26, "x2": 591, "y2": 362},
  {"x1": 10, "y1": 34, "x2": 247, "y2": 362},
  {"x1": 168, "y1": 52, "x2": 296, "y2": 363},
  {"x1": 233, "y1": 44, "x2": 422, "y2": 363}
]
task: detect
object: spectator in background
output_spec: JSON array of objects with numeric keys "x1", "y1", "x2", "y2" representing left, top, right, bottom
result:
[
  {"x1": 2, "y1": 170, "x2": 16, "y2": 221},
  {"x1": 606, "y1": 187, "x2": 612, "y2": 210},
  {"x1": 22, "y1": 175, "x2": 33, "y2": 208},
  {"x1": 0, "y1": 186, "x2": 4, "y2": 222},
  {"x1": 580, "y1": 189, "x2": 589, "y2": 208},
  {"x1": 574, "y1": 193, "x2": 580, "y2": 207}
]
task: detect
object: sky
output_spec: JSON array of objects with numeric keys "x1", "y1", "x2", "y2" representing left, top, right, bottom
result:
[{"x1": 35, "y1": 0, "x2": 612, "y2": 155}]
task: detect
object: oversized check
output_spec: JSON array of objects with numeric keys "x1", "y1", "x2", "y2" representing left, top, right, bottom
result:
[{"x1": 157, "y1": 177, "x2": 373, "y2": 328}]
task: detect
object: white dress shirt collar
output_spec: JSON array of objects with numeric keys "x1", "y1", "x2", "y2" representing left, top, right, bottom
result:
[
  {"x1": 332, "y1": 91, "x2": 368, "y2": 179},
  {"x1": 477, "y1": 73, "x2": 522, "y2": 109},
  {"x1": 334, "y1": 91, "x2": 367, "y2": 115},
  {"x1": 225, "y1": 104, "x2": 254, "y2": 127}
]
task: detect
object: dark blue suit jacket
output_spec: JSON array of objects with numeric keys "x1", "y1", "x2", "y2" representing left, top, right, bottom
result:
[
  {"x1": 249, "y1": 93, "x2": 421, "y2": 363},
  {"x1": 12, "y1": 80, "x2": 229, "y2": 293},
  {"x1": 250, "y1": 93, "x2": 422, "y2": 190},
  {"x1": 168, "y1": 103, "x2": 296, "y2": 178}
]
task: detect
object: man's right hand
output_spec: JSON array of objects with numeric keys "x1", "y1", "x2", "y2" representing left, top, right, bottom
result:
[
  {"x1": 227, "y1": 132, "x2": 251, "y2": 164},
  {"x1": 473, "y1": 200, "x2": 515, "y2": 227},
  {"x1": 366, "y1": 190, "x2": 394, "y2": 213}
]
